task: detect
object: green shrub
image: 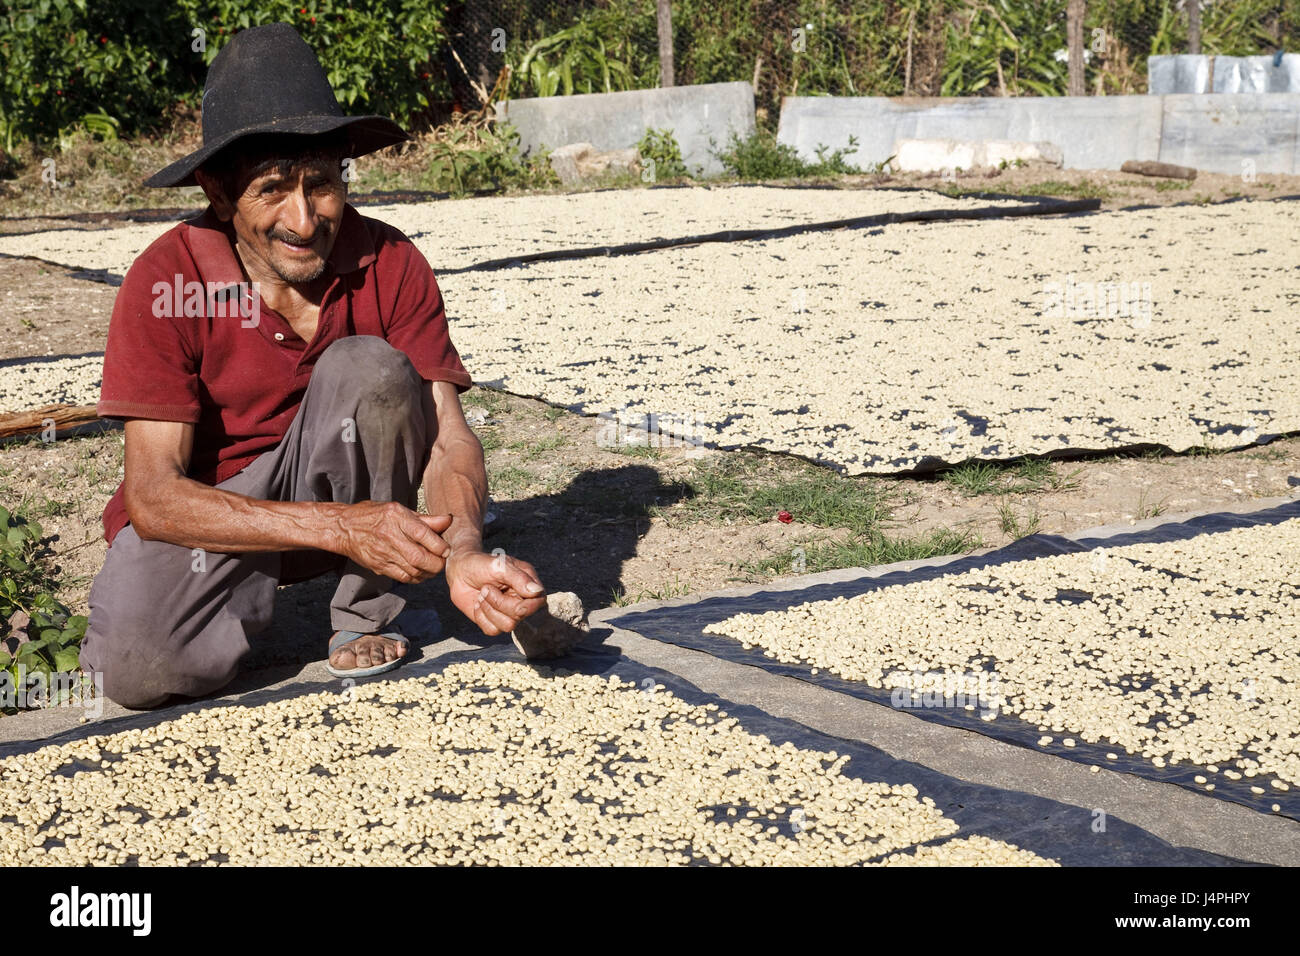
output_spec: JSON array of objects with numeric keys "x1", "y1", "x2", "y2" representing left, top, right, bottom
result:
[
  {"x1": 0, "y1": 0, "x2": 193, "y2": 152},
  {"x1": 941, "y1": 0, "x2": 1068, "y2": 96},
  {"x1": 178, "y1": 1, "x2": 448, "y2": 125},
  {"x1": 512, "y1": 8, "x2": 642, "y2": 97},
  {"x1": 422, "y1": 119, "x2": 555, "y2": 195},
  {"x1": 636, "y1": 127, "x2": 688, "y2": 180},
  {"x1": 712, "y1": 127, "x2": 806, "y2": 179},
  {"x1": 0, "y1": 505, "x2": 86, "y2": 708},
  {"x1": 507, "y1": 4, "x2": 656, "y2": 98},
  {"x1": 0, "y1": 0, "x2": 448, "y2": 149},
  {"x1": 712, "y1": 128, "x2": 863, "y2": 179}
]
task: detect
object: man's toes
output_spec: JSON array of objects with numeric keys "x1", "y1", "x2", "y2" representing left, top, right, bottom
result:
[
  {"x1": 341, "y1": 642, "x2": 370, "y2": 668},
  {"x1": 331, "y1": 635, "x2": 405, "y2": 670}
]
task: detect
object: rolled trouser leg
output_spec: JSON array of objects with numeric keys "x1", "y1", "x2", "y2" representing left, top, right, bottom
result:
[
  {"x1": 80, "y1": 526, "x2": 278, "y2": 709},
  {"x1": 264, "y1": 335, "x2": 434, "y2": 634}
]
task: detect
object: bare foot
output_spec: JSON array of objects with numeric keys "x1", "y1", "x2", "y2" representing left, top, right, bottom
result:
[{"x1": 329, "y1": 632, "x2": 407, "y2": 671}]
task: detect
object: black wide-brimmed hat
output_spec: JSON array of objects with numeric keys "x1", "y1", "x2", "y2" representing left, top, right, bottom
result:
[{"x1": 145, "y1": 22, "x2": 407, "y2": 188}]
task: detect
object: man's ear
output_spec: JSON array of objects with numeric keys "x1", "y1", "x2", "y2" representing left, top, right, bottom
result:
[{"x1": 194, "y1": 167, "x2": 235, "y2": 221}]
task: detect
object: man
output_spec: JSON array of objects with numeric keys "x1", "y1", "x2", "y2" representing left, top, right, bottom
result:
[{"x1": 80, "y1": 23, "x2": 547, "y2": 709}]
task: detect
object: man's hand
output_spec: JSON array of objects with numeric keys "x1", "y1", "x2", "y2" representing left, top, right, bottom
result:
[
  {"x1": 333, "y1": 502, "x2": 452, "y2": 583},
  {"x1": 445, "y1": 550, "x2": 546, "y2": 636}
]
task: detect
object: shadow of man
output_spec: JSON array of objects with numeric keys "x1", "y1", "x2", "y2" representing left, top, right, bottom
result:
[{"x1": 233, "y1": 462, "x2": 694, "y2": 690}]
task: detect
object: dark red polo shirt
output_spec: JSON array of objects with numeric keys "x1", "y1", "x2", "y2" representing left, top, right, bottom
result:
[{"x1": 98, "y1": 203, "x2": 473, "y2": 545}]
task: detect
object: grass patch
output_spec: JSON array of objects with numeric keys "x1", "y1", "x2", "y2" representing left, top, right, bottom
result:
[
  {"x1": 1187, "y1": 434, "x2": 1232, "y2": 458},
  {"x1": 941, "y1": 458, "x2": 1081, "y2": 497},
  {"x1": 464, "y1": 388, "x2": 509, "y2": 418},
  {"x1": 997, "y1": 501, "x2": 1042, "y2": 540},
  {"x1": 542, "y1": 406, "x2": 566, "y2": 423},
  {"x1": 0, "y1": 460, "x2": 78, "y2": 520},
  {"x1": 740, "y1": 527, "x2": 982, "y2": 576},
  {"x1": 942, "y1": 461, "x2": 1002, "y2": 495},
  {"x1": 488, "y1": 465, "x2": 537, "y2": 499},
  {"x1": 508, "y1": 433, "x2": 568, "y2": 460},
  {"x1": 1094, "y1": 447, "x2": 1170, "y2": 464},
  {"x1": 606, "y1": 442, "x2": 665, "y2": 460},
  {"x1": 943, "y1": 179, "x2": 1111, "y2": 201},
  {"x1": 1243, "y1": 445, "x2": 1289, "y2": 462},
  {"x1": 12, "y1": 494, "x2": 74, "y2": 520},
  {"x1": 1135, "y1": 488, "x2": 1168, "y2": 520},
  {"x1": 661, "y1": 453, "x2": 980, "y2": 579},
  {"x1": 1015, "y1": 180, "x2": 1112, "y2": 200},
  {"x1": 477, "y1": 431, "x2": 504, "y2": 453},
  {"x1": 663, "y1": 455, "x2": 890, "y2": 535},
  {"x1": 610, "y1": 576, "x2": 691, "y2": 607},
  {"x1": 73, "y1": 441, "x2": 123, "y2": 488}
]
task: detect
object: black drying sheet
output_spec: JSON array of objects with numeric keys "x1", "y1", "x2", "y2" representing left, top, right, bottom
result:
[
  {"x1": 606, "y1": 499, "x2": 1300, "y2": 822},
  {"x1": 0, "y1": 643, "x2": 1247, "y2": 865}
]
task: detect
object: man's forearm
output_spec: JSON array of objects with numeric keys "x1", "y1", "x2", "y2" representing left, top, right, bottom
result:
[
  {"x1": 422, "y1": 430, "x2": 487, "y2": 555},
  {"x1": 127, "y1": 473, "x2": 348, "y2": 554}
]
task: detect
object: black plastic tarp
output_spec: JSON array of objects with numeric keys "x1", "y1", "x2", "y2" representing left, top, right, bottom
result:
[
  {"x1": 607, "y1": 499, "x2": 1300, "y2": 822},
  {"x1": 0, "y1": 643, "x2": 1249, "y2": 865}
]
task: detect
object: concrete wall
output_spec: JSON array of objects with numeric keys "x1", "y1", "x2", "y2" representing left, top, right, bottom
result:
[
  {"x1": 496, "y1": 82, "x2": 755, "y2": 177},
  {"x1": 1160, "y1": 95, "x2": 1300, "y2": 174},
  {"x1": 1149, "y1": 54, "x2": 1300, "y2": 94},
  {"x1": 777, "y1": 94, "x2": 1300, "y2": 175}
]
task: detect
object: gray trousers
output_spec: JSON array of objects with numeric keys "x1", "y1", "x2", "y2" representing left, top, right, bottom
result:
[{"x1": 81, "y1": 336, "x2": 435, "y2": 709}]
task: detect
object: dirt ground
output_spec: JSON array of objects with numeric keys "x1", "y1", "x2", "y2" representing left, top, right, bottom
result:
[{"x1": 0, "y1": 257, "x2": 118, "y2": 358}]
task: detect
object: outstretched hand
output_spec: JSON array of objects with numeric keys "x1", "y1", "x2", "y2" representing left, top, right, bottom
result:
[{"x1": 446, "y1": 549, "x2": 547, "y2": 636}]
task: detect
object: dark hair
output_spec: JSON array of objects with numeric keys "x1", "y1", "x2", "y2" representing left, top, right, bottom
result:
[{"x1": 200, "y1": 130, "x2": 351, "y2": 202}]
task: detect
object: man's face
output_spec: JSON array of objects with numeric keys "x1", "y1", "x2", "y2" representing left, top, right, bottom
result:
[{"x1": 201, "y1": 153, "x2": 347, "y2": 286}]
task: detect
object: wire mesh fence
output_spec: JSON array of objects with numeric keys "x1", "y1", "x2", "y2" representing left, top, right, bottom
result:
[{"x1": 445, "y1": 1, "x2": 1300, "y2": 118}]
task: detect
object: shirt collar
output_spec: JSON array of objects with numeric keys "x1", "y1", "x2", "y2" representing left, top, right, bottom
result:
[{"x1": 184, "y1": 201, "x2": 376, "y2": 301}]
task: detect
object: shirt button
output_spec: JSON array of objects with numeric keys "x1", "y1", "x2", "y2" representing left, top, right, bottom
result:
[{"x1": 274, "y1": 332, "x2": 285, "y2": 341}]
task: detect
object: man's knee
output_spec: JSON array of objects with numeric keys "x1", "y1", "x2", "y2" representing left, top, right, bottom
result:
[
  {"x1": 316, "y1": 336, "x2": 422, "y2": 410},
  {"x1": 81, "y1": 531, "x2": 266, "y2": 709},
  {"x1": 82, "y1": 609, "x2": 245, "y2": 710},
  {"x1": 85, "y1": 644, "x2": 237, "y2": 711}
]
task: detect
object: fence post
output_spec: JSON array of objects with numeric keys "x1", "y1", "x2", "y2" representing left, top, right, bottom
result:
[
  {"x1": 657, "y1": 0, "x2": 675, "y2": 88},
  {"x1": 1067, "y1": 0, "x2": 1086, "y2": 96},
  {"x1": 1188, "y1": 0, "x2": 1201, "y2": 55}
]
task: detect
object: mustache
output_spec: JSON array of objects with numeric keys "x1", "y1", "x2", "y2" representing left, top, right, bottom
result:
[{"x1": 271, "y1": 226, "x2": 329, "y2": 245}]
